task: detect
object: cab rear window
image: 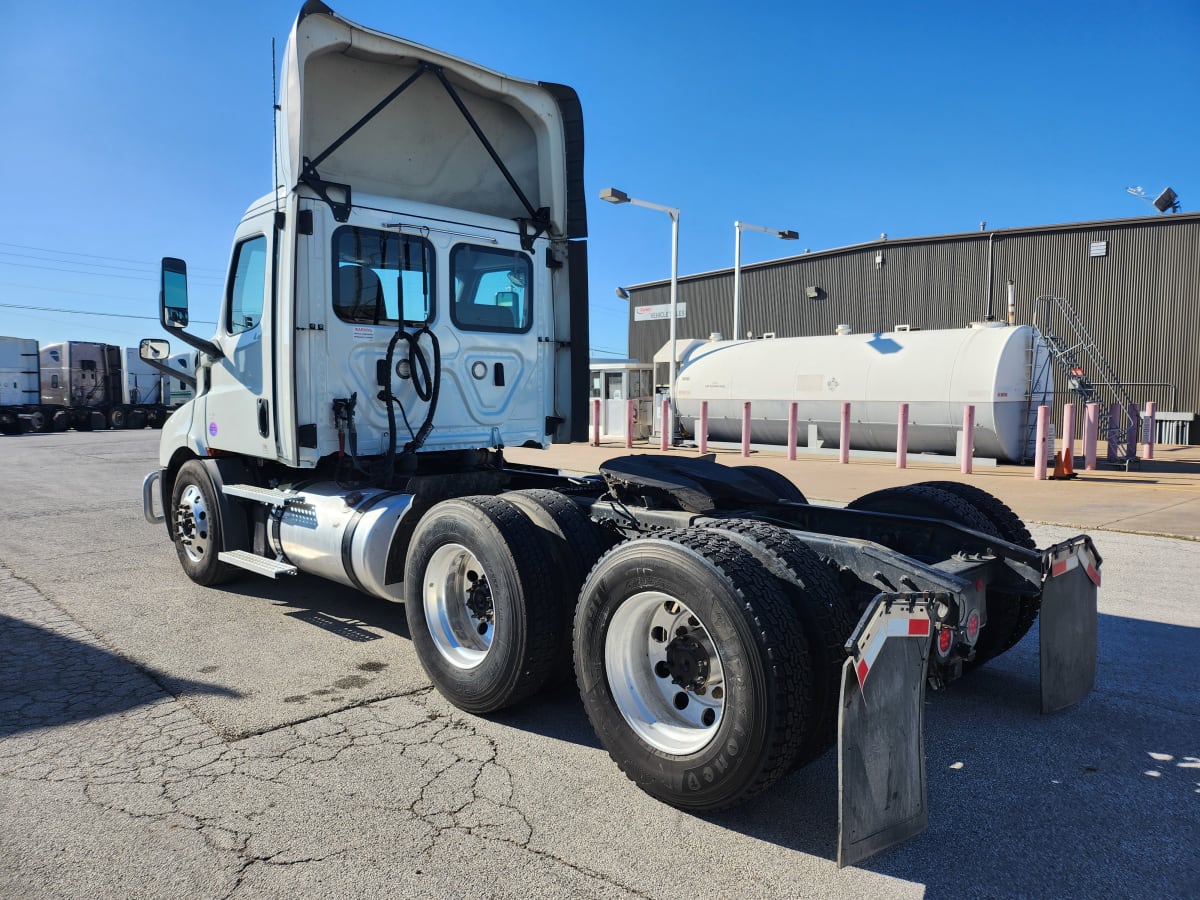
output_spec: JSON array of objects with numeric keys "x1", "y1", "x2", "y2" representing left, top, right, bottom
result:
[
  {"x1": 450, "y1": 245, "x2": 531, "y2": 333},
  {"x1": 332, "y1": 226, "x2": 434, "y2": 325}
]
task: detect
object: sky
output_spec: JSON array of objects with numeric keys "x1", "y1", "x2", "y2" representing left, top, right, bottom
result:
[{"x1": 0, "y1": 0, "x2": 1195, "y2": 362}]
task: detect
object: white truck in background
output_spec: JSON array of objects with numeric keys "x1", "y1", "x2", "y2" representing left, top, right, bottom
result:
[{"x1": 141, "y1": 2, "x2": 1101, "y2": 866}]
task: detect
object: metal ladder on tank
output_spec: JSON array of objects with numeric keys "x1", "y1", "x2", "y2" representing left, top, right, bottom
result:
[
  {"x1": 1035, "y1": 295, "x2": 1138, "y2": 467},
  {"x1": 1019, "y1": 327, "x2": 1057, "y2": 464}
]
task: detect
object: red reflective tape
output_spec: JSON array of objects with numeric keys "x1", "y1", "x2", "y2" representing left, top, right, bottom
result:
[
  {"x1": 908, "y1": 618, "x2": 930, "y2": 636},
  {"x1": 1051, "y1": 559, "x2": 1069, "y2": 577},
  {"x1": 856, "y1": 658, "x2": 869, "y2": 688},
  {"x1": 1086, "y1": 563, "x2": 1101, "y2": 587}
]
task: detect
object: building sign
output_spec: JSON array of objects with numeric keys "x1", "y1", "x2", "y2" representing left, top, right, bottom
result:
[
  {"x1": 634, "y1": 303, "x2": 687, "y2": 322},
  {"x1": 1089, "y1": 240, "x2": 1108, "y2": 258}
]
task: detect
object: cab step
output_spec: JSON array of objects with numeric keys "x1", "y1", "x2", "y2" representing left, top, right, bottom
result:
[
  {"x1": 218, "y1": 550, "x2": 298, "y2": 578},
  {"x1": 222, "y1": 483, "x2": 303, "y2": 506}
]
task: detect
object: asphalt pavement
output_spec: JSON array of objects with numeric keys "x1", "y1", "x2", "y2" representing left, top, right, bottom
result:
[{"x1": 1, "y1": 430, "x2": 1197, "y2": 899}]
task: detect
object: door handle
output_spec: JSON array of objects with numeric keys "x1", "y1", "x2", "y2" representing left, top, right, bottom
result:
[{"x1": 257, "y1": 398, "x2": 270, "y2": 437}]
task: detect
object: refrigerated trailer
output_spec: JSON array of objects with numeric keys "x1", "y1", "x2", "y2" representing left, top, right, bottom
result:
[{"x1": 140, "y1": 2, "x2": 1100, "y2": 866}]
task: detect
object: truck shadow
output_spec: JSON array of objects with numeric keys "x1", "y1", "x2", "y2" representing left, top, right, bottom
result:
[
  {"x1": 0, "y1": 613, "x2": 240, "y2": 739},
  {"x1": 705, "y1": 613, "x2": 1199, "y2": 897},
  {"x1": 211, "y1": 571, "x2": 411, "y2": 641}
]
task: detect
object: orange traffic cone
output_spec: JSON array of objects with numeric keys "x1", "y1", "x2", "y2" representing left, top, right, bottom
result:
[
  {"x1": 1050, "y1": 451, "x2": 1067, "y2": 479},
  {"x1": 1062, "y1": 449, "x2": 1076, "y2": 477}
]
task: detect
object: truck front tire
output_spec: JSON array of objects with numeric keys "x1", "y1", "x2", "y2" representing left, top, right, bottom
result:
[
  {"x1": 575, "y1": 528, "x2": 813, "y2": 812},
  {"x1": 170, "y1": 460, "x2": 240, "y2": 586},
  {"x1": 404, "y1": 496, "x2": 560, "y2": 714}
]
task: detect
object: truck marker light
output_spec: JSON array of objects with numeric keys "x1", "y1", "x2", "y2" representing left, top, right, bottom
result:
[
  {"x1": 937, "y1": 627, "x2": 953, "y2": 655},
  {"x1": 966, "y1": 610, "x2": 980, "y2": 642}
]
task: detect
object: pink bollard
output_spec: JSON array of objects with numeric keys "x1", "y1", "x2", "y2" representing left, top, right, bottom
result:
[
  {"x1": 1062, "y1": 403, "x2": 1076, "y2": 473},
  {"x1": 741, "y1": 402, "x2": 752, "y2": 458},
  {"x1": 1084, "y1": 402, "x2": 1099, "y2": 470},
  {"x1": 591, "y1": 397, "x2": 600, "y2": 446},
  {"x1": 1034, "y1": 405, "x2": 1050, "y2": 480},
  {"x1": 961, "y1": 404, "x2": 975, "y2": 474},
  {"x1": 660, "y1": 399, "x2": 669, "y2": 452},
  {"x1": 839, "y1": 402, "x2": 851, "y2": 464},
  {"x1": 1144, "y1": 401, "x2": 1157, "y2": 460},
  {"x1": 698, "y1": 401, "x2": 708, "y2": 455},
  {"x1": 787, "y1": 402, "x2": 798, "y2": 461},
  {"x1": 896, "y1": 402, "x2": 909, "y2": 469},
  {"x1": 625, "y1": 399, "x2": 634, "y2": 450}
]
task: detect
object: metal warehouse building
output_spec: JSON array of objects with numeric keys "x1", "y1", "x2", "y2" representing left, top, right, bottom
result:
[{"x1": 624, "y1": 212, "x2": 1200, "y2": 441}]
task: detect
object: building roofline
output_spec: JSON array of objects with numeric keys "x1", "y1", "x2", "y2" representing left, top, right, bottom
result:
[{"x1": 626, "y1": 211, "x2": 1200, "y2": 291}]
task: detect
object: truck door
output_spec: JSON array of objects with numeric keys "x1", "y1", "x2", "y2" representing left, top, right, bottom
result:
[{"x1": 203, "y1": 210, "x2": 277, "y2": 459}]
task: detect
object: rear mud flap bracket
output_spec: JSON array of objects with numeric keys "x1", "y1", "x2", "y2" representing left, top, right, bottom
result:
[{"x1": 838, "y1": 593, "x2": 942, "y2": 868}]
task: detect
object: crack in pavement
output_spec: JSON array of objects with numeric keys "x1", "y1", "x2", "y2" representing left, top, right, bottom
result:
[{"x1": 0, "y1": 563, "x2": 641, "y2": 898}]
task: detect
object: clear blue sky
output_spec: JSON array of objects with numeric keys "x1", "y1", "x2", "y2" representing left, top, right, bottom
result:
[{"x1": 0, "y1": 0, "x2": 1195, "y2": 361}]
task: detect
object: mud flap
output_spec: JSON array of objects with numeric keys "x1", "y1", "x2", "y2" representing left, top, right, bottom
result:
[
  {"x1": 1039, "y1": 536, "x2": 1101, "y2": 713},
  {"x1": 837, "y1": 594, "x2": 938, "y2": 868}
]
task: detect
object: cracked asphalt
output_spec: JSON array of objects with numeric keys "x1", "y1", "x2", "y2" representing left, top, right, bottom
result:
[{"x1": 1, "y1": 431, "x2": 1197, "y2": 898}]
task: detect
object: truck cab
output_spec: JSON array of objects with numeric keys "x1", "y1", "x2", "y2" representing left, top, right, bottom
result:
[{"x1": 154, "y1": 0, "x2": 587, "y2": 473}]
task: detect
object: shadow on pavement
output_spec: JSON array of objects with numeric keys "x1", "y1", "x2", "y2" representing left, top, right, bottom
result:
[
  {"x1": 212, "y1": 571, "x2": 411, "y2": 641},
  {"x1": 702, "y1": 612, "x2": 1199, "y2": 895},
  {"x1": 0, "y1": 614, "x2": 240, "y2": 738}
]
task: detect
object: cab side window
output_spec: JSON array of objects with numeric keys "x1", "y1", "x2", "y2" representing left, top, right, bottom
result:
[{"x1": 227, "y1": 235, "x2": 267, "y2": 334}]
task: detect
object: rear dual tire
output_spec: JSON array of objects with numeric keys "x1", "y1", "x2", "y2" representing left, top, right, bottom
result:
[
  {"x1": 575, "y1": 528, "x2": 815, "y2": 812},
  {"x1": 847, "y1": 482, "x2": 1038, "y2": 665},
  {"x1": 403, "y1": 496, "x2": 562, "y2": 714}
]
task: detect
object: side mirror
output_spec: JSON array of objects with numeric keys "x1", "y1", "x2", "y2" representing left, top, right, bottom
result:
[
  {"x1": 140, "y1": 338, "x2": 171, "y2": 361},
  {"x1": 161, "y1": 257, "x2": 190, "y2": 329}
]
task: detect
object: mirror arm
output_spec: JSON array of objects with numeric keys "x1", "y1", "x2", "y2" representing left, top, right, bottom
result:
[
  {"x1": 167, "y1": 328, "x2": 224, "y2": 361},
  {"x1": 140, "y1": 355, "x2": 198, "y2": 389}
]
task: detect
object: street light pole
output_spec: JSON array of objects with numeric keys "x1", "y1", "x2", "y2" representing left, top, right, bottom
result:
[
  {"x1": 732, "y1": 221, "x2": 799, "y2": 340},
  {"x1": 600, "y1": 187, "x2": 681, "y2": 443}
]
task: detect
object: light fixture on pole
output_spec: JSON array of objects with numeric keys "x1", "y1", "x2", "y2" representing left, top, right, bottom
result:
[
  {"x1": 1126, "y1": 185, "x2": 1181, "y2": 213},
  {"x1": 615, "y1": 286, "x2": 630, "y2": 300},
  {"x1": 600, "y1": 187, "x2": 680, "y2": 443},
  {"x1": 733, "y1": 221, "x2": 798, "y2": 340}
]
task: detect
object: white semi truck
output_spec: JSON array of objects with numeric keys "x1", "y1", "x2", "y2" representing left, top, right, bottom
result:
[{"x1": 142, "y1": 2, "x2": 1101, "y2": 866}]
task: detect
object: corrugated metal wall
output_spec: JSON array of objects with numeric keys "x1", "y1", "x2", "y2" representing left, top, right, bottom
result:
[{"x1": 627, "y1": 214, "x2": 1200, "y2": 431}]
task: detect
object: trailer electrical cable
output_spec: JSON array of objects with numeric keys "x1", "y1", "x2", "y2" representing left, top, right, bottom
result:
[{"x1": 380, "y1": 323, "x2": 441, "y2": 487}]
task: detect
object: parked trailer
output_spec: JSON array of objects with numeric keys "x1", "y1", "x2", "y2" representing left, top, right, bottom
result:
[
  {"x1": 140, "y1": 2, "x2": 1100, "y2": 867},
  {"x1": 0, "y1": 338, "x2": 190, "y2": 434},
  {"x1": 0, "y1": 335, "x2": 41, "y2": 434},
  {"x1": 125, "y1": 347, "x2": 195, "y2": 411}
]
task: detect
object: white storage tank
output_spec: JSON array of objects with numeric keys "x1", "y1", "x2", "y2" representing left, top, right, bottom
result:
[{"x1": 673, "y1": 324, "x2": 1052, "y2": 463}]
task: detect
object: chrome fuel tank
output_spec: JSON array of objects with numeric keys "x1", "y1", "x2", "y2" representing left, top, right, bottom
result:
[{"x1": 272, "y1": 482, "x2": 412, "y2": 600}]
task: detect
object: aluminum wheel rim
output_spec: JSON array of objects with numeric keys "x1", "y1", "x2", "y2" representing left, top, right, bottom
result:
[
  {"x1": 424, "y1": 543, "x2": 494, "y2": 669},
  {"x1": 175, "y1": 484, "x2": 211, "y2": 564},
  {"x1": 605, "y1": 591, "x2": 725, "y2": 755}
]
